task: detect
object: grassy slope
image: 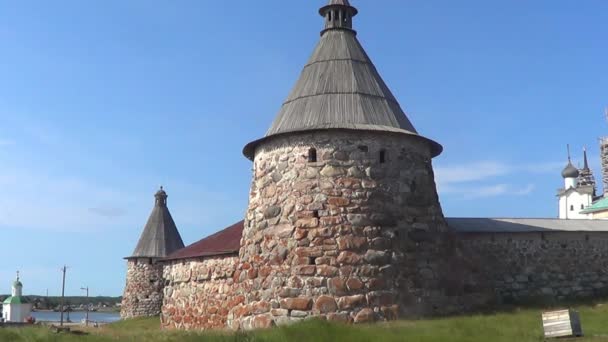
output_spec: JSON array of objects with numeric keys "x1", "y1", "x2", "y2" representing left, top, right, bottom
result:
[{"x1": 4, "y1": 304, "x2": 608, "y2": 341}]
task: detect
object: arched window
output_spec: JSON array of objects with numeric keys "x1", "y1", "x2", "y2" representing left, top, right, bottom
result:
[
  {"x1": 581, "y1": 204, "x2": 584, "y2": 210},
  {"x1": 570, "y1": 205, "x2": 574, "y2": 211},
  {"x1": 379, "y1": 150, "x2": 386, "y2": 164},
  {"x1": 308, "y1": 148, "x2": 317, "y2": 163}
]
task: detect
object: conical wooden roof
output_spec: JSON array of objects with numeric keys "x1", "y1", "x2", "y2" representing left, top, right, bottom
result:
[
  {"x1": 243, "y1": 1, "x2": 442, "y2": 159},
  {"x1": 126, "y1": 187, "x2": 185, "y2": 259},
  {"x1": 327, "y1": 0, "x2": 352, "y2": 6}
]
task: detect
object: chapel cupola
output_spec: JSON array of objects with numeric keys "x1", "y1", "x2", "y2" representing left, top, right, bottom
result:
[
  {"x1": 562, "y1": 162, "x2": 579, "y2": 179},
  {"x1": 562, "y1": 145, "x2": 579, "y2": 189},
  {"x1": 12, "y1": 272, "x2": 22, "y2": 297},
  {"x1": 319, "y1": 0, "x2": 358, "y2": 34}
]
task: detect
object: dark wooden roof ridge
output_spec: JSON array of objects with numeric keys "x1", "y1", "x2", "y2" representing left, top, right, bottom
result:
[{"x1": 163, "y1": 220, "x2": 244, "y2": 261}]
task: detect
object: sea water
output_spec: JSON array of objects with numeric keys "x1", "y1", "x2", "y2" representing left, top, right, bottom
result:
[{"x1": 31, "y1": 311, "x2": 120, "y2": 323}]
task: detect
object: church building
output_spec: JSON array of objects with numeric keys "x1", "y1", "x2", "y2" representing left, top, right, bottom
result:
[
  {"x1": 2, "y1": 273, "x2": 32, "y2": 323},
  {"x1": 556, "y1": 146, "x2": 608, "y2": 220},
  {"x1": 557, "y1": 147, "x2": 595, "y2": 219}
]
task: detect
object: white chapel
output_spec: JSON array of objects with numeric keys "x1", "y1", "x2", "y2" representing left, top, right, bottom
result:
[{"x1": 2, "y1": 272, "x2": 32, "y2": 323}]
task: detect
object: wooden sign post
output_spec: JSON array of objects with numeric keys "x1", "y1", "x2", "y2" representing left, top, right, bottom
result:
[{"x1": 541, "y1": 309, "x2": 583, "y2": 338}]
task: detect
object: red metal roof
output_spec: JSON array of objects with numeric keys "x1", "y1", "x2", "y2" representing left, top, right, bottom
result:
[{"x1": 164, "y1": 221, "x2": 244, "y2": 261}]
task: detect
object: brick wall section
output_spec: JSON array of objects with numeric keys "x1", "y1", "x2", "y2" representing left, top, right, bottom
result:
[
  {"x1": 458, "y1": 232, "x2": 608, "y2": 302},
  {"x1": 121, "y1": 259, "x2": 164, "y2": 318},
  {"x1": 228, "y1": 131, "x2": 482, "y2": 330},
  {"x1": 161, "y1": 255, "x2": 240, "y2": 330}
]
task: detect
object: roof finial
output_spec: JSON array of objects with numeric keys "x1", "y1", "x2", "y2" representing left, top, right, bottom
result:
[
  {"x1": 567, "y1": 144, "x2": 572, "y2": 163},
  {"x1": 155, "y1": 186, "x2": 168, "y2": 207},
  {"x1": 16, "y1": 270, "x2": 19, "y2": 281},
  {"x1": 319, "y1": 0, "x2": 358, "y2": 35},
  {"x1": 583, "y1": 146, "x2": 590, "y2": 170}
]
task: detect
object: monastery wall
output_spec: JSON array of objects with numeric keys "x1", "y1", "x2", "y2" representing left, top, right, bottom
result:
[
  {"x1": 121, "y1": 259, "x2": 164, "y2": 318},
  {"x1": 457, "y1": 231, "x2": 608, "y2": 302},
  {"x1": 161, "y1": 255, "x2": 240, "y2": 330},
  {"x1": 158, "y1": 229, "x2": 608, "y2": 331}
]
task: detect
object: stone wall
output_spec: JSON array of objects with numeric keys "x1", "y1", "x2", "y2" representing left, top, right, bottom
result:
[
  {"x1": 121, "y1": 259, "x2": 164, "y2": 319},
  {"x1": 458, "y1": 232, "x2": 608, "y2": 302},
  {"x1": 161, "y1": 255, "x2": 240, "y2": 330},
  {"x1": 229, "y1": 130, "x2": 484, "y2": 330}
]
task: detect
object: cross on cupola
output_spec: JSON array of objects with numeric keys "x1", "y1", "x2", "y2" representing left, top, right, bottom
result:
[{"x1": 319, "y1": 0, "x2": 358, "y2": 35}]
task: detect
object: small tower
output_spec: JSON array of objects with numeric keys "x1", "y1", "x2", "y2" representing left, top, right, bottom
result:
[
  {"x1": 320, "y1": 0, "x2": 358, "y2": 33},
  {"x1": 234, "y1": 0, "x2": 469, "y2": 328},
  {"x1": 2, "y1": 272, "x2": 33, "y2": 322},
  {"x1": 558, "y1": 146, "x2": 593, "y2": 219},
  {"x1": 578, "y1": 147, "x2": 596, "y2": 195},
  {"x1": 121, "y1": 187, "x2": 185, "y2": 319}
]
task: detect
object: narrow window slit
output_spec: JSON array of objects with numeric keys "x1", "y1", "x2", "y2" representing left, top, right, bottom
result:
[
  {"x1": 308, "y1": 148, "x2": 317, "y2": 162},
  {"x1": 379, "y1": 150, "x2": 386, "y2": 163}
]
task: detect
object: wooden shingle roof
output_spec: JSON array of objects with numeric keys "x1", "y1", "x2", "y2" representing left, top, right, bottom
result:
[
  {"x1": 164, "y1": 221, "x2": 244, "y2": 261},
  {"x1": 243, "y1": 1, "x2": 441, "y2": 159},
  {"x1": 126, "y1": 187, "x2": 185, "y2": 259}
]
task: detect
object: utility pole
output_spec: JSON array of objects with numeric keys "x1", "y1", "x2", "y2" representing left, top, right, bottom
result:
[
  {"x1": 80, "y1": 286, "x2": 89, "y2": 326},
  {"x1": 60, "y1": 266, "x2": 67, "y2": 327}
]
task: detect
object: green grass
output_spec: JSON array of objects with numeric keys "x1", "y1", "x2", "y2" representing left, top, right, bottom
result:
[{"x1": 4, "y1": 303, "x2": 608, "y2": 341}]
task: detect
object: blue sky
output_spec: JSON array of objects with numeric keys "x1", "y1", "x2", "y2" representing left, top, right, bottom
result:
[{"x1": 1, "y1": 0, "x2": 607, "y2": 296}]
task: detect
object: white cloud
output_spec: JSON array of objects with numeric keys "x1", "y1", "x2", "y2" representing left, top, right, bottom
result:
[
  {"x1": 0, "y1": 139, "x2": 15, "y2": 146},
  {"x1": 434, "y1": 160, "x2": 553, "y2": 200},
  {"x1": 441, "y1": 183, "x2": 536, "y2": 199},
  {"x1": 435, "y1": 161, "x2": 562, "y2": 186}
]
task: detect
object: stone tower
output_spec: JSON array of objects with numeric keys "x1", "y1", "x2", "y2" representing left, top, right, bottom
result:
[
  {"x1": 232, "y1": 0, "x2": 467, "y2": 329},
  {"x1": 121, "y1": 187, "x2": 185, "y2": 319}
]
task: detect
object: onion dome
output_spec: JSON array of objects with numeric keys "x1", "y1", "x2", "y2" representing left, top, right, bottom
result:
[
  {"x1": 243, "y1": 0, "x2": 442, "y2": 160},
  {"x1": 562, "y1": 162, "x2": 579, "y2": 178}
]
